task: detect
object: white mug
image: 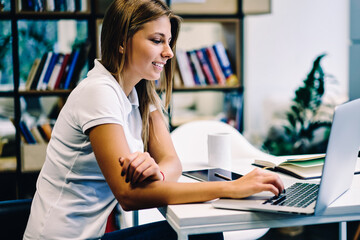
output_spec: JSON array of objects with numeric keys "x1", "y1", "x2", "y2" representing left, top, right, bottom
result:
[{"x1": 207, "y1": 132, "x2": 232, "y2": 169}]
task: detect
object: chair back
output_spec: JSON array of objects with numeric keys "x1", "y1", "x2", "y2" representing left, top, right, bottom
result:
[{"x1": 171, "y1": 120, "x2": 271, "y2": 165}]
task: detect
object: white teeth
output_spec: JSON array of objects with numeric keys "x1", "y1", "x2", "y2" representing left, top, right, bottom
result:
[{"x1": 153, "y1": 62, "x2": 164, "y2": 68}]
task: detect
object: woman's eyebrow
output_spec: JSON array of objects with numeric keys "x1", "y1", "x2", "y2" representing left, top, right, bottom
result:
[{"x1": 152, "y1": 32, "x2": 172, "y2": 39}]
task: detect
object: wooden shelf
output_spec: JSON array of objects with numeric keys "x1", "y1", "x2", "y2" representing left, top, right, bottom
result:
[
  {"x1": 173, "y1": 85, "x2": 242, "y2": 92},
  {"x1": 18, "y1": 90, "x2": 72, "y2": 96},
  {"x1": 13, "y1": 11, "x2": 91, "y2": 20}
]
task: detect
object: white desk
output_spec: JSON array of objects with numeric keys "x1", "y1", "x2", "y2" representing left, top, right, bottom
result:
[{"x1": 160, "y1": 158, "x2": 360, "y2": 240}]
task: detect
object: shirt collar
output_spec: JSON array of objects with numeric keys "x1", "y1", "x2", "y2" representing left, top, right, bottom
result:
[{"x1": 90, "y1": 59, "x2": 139, "y2": 110}]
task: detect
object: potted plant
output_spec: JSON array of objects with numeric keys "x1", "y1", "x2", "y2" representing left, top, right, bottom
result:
[{"x1": 262, "y1": 54, "x2": 335, "y2": 156}]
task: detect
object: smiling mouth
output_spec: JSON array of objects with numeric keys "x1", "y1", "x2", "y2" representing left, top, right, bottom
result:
[{"x1": 152, "y1": 62, "x2": 164, "y2": 68}]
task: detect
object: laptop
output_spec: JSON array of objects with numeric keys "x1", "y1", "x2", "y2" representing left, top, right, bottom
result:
[{"x1": 212, "y1": 98, "x2": 360, "y2": 215}]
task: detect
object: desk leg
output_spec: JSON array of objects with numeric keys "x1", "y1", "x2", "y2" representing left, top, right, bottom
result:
[
  {"x1": 339, "y1": 222, "x2": 347, "y2": 240},
  {"x1": 177, "y1": 231, "x2": 188, "y2": 240},
  {"x1": 132, "y1": 210, "x2": 139, "y2": 226}
]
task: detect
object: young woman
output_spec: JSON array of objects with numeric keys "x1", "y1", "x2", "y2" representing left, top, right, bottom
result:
[{"x1": 24, "y1": 0, "x2": 284, "y2": 239}]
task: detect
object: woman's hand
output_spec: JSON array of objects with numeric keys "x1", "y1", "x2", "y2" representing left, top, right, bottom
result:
[
  {"x1": 228, "y1": 168, "x2": 284, "y2": 199},
  {"x1": 119, "y1": 152, "x2": 164, "y2": 184}
]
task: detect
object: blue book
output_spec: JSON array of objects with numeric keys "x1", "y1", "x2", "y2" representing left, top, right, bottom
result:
[
  {"x1": 41, "y1": 52, "x2": 59, "y2": 90},
  {"x1": 19, "y1": 121, "x2": 36, "y2": 144},
  {"x1": 186, "y1": 51, "x2": 201, "y2": 85},
  {"x1": 63, "y1": 49, "x2": 80, "y2": 89},
  {"x1": 212, "y1": 42, "x2": 238, "y2": 85}
]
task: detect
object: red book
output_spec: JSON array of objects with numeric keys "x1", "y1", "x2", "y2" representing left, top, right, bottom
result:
[
  {"x1": 54, "y1": 53, "x2": 71, "y2": 90},
  {"x1": 196, "y1": 49, "x2": 216, "y2": 85},
  {"x1": 205, "y1": 47, "x2": 226, "y2": 85}
]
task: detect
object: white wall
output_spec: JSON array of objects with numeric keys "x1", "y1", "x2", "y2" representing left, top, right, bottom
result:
[{"x1": 243, "y1": 0, "x2": 349, "y2": 146}]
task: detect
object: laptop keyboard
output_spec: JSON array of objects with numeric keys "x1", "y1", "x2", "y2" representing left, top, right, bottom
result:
[{"x1": 263, "y1": 182, "x2": 319, "y2": 208}]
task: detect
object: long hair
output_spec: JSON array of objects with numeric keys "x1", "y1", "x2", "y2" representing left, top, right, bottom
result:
[{"x1": 100, "y1": 0, "x2": 181, "y2": 151}]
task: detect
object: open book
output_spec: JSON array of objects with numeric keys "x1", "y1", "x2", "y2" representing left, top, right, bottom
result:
[{"x1": 253, "y1": 154, "x2": 360, "y2": 179}]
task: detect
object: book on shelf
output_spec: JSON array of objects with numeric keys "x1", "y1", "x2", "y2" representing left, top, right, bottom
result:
[
  {"x1": 176, "y1": 49, "x2": 195, "y2": 87},
  {"x1": 36, "y1": 52, "x2": 54, "y2": 90},
  {"x1": 253, "y1": 154, "x2": 360, "y2": 179},
  {"x1": 25, "y1": 58, "x2": 41, "y2": 90},
  {"x1": 63, "y1": 49, "x2": 80, "y2": 89},
  {"x1": 40, "y1": 52, "x2": 60, "y2": 90},
  {"x1": 213, "y1": 42, "x2": 239, "y2": 86},
  {"x1": 47, "y1": 53, "x2": 64, "y2": 90},
  {"x1": 195, "y1": 48, "x2": 217, "y2": 85},
  {"x1": 29, "y1": 52, "x2": 48, "y2": 90},
  {"x1": 68, "y1": 40, "x2": 91, "y2": 89},
  {"x1": 19, "y1": 121, "x2": 37, "y2": 144},
  {"x1": 38, "y1": 123, "x2": 53, "y2": 142},
  {"x1": 20, "y1": 0, "x2": 87, "y2": 12},
  {"x1": 186, "y1": 51, "x2": 202, "y2": 85},
  {"x1": 30, "y1": 126, "x2": 47, "y2": 144},
  {"x1": 205, "y1": 46, "x2": 226, "y2": 85},
  {"x1": 176, "y1": 43, "x2": 237, "y2": 87},
  {"x1": 187, "y1": 50, "x2": 207, "y2": 85},
  {"x1": 46, "y1": 0, "x2": 55, "y2": 11},
  {"x1": 24, "y1": 41, "x2": 90, "y2": 91},
  {"x1": 53, "y1": 53, "x2": 71, "y2": 90}
]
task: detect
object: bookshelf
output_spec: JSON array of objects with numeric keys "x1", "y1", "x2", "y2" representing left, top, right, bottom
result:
[
  {"x1": 94, "y1": 1, "x2": 270, "y2": 130},
  {"x1": 168, "y1": 0, "x2": 270, "y2": 130},
  {"x1": 0, "y1": 0, "x2": 96, "y2": 200}
]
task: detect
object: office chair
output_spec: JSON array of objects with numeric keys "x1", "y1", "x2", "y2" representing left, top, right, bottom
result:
[{"x1": 170, "y1": 120, "x2": 271, "y2": 240}]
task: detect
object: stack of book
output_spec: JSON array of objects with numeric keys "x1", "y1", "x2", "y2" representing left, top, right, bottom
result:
[
  {"x1": 253, "y1": 154, "x2": 360, "y2": 179},
  {"x1": 20, "y1": 0, "x2": 88, "y2": 12},
  {"x1": 176, "y1": 42, "x2": 239, "y2": 87},
  {"x1": 24, "y1": 41, "x2": 91, "y2": 91}
]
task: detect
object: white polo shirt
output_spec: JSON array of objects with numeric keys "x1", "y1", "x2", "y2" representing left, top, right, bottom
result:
[{"x1": 24, "y1": 60, "x2": 147, "y2": 239}]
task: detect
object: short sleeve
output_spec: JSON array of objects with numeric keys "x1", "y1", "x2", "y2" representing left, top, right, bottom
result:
[{"x1": 72, "y1": 80, "x2": 129, "y2": 134}]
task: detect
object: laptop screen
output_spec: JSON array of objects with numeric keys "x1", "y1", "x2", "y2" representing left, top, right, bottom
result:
[{"x1": 315, "y1": 99, "x2": 360, "y2": 214}]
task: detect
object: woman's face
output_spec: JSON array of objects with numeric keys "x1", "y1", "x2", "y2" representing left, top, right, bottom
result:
[{"x1": 123, "y1": 15, "x2": 174, "y2": 83}]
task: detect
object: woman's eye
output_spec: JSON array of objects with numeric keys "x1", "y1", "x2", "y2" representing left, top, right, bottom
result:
[{"x1": 152, "y1": 39, "x2": 162, "y2": 44}]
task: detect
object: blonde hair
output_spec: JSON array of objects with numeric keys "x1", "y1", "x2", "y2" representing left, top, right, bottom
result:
[{"x1": 100, "y1": 0, "x2": 181, "y2": 151}]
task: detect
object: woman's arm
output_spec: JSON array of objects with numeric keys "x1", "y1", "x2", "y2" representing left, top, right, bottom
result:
[
  {"x1": 118, "y1": 110, "x2": 181, "y2": 183},
  {"x1": 147, "y1": 110, "x2": 182, "y2": 181},
  {"x1": 89, "y1": 123, "x2": 284, "y2": 211}
]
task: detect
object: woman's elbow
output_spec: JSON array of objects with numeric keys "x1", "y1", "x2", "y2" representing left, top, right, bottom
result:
[{"x1": 115, "y1": 188, "x2": 138, "y2": 211}]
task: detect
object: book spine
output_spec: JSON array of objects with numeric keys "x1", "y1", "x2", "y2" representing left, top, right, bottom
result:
[
  {"x1": 30, "y1": 52, "x2": 48, "y2": 90},
  {"x1": 66, "y1": 0, "x2": 75, "y2": 11},
  {"x1": 46, "y1": 0, "x2": 55, "y2": 11},
  {"x1": 41, "y1": 53, "x2": 59, "y2": 90},
  {"x1": 176, "y1": 49, "x2": 195, "y2": 87},
  {"x1": 68, "y1": 41, "x2": 91, "y2": 89},
  {"x1": 25, "y1": 58, "x2": 41, "y2": 90},
  {"x1": 36, "y1": 52, "x2": 53, "y2": 90},
  {"x1": 188, "y1": 50, "x2": 206, "y2": 85},
  {"x1": 54, "y1": 53, "x2": 70, "y2": 89},
  {"x1": 30, "y1": 127, "x2": 46, "y2": 144},
  {"x1": 213, "y1": 42, "x2": 239, "y2": 86},
  {"x1": 63, "y1": 49, "x2": 80, "y2": 89},
  {"x1": 205, "y1": 47, "x2": 226, "y2": 85},
  {"x1": 47, "y1": 54, "x2": 64, "y2": 90},
  {"x1": 186, "y1": 51, "x2": 201, "y2": 85},
  {"x1": 19, "y1": 121, "x2": 37, "y2": 144},
  {"x1": 196, "y1": 49, "x2": 216, "y2": 85},
  {"x1": 38, "y1": 123, "x2": 52, "y2": 142},
  {"x1": 81, "y1": 0, "x2": 87, "y2": 11}
]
